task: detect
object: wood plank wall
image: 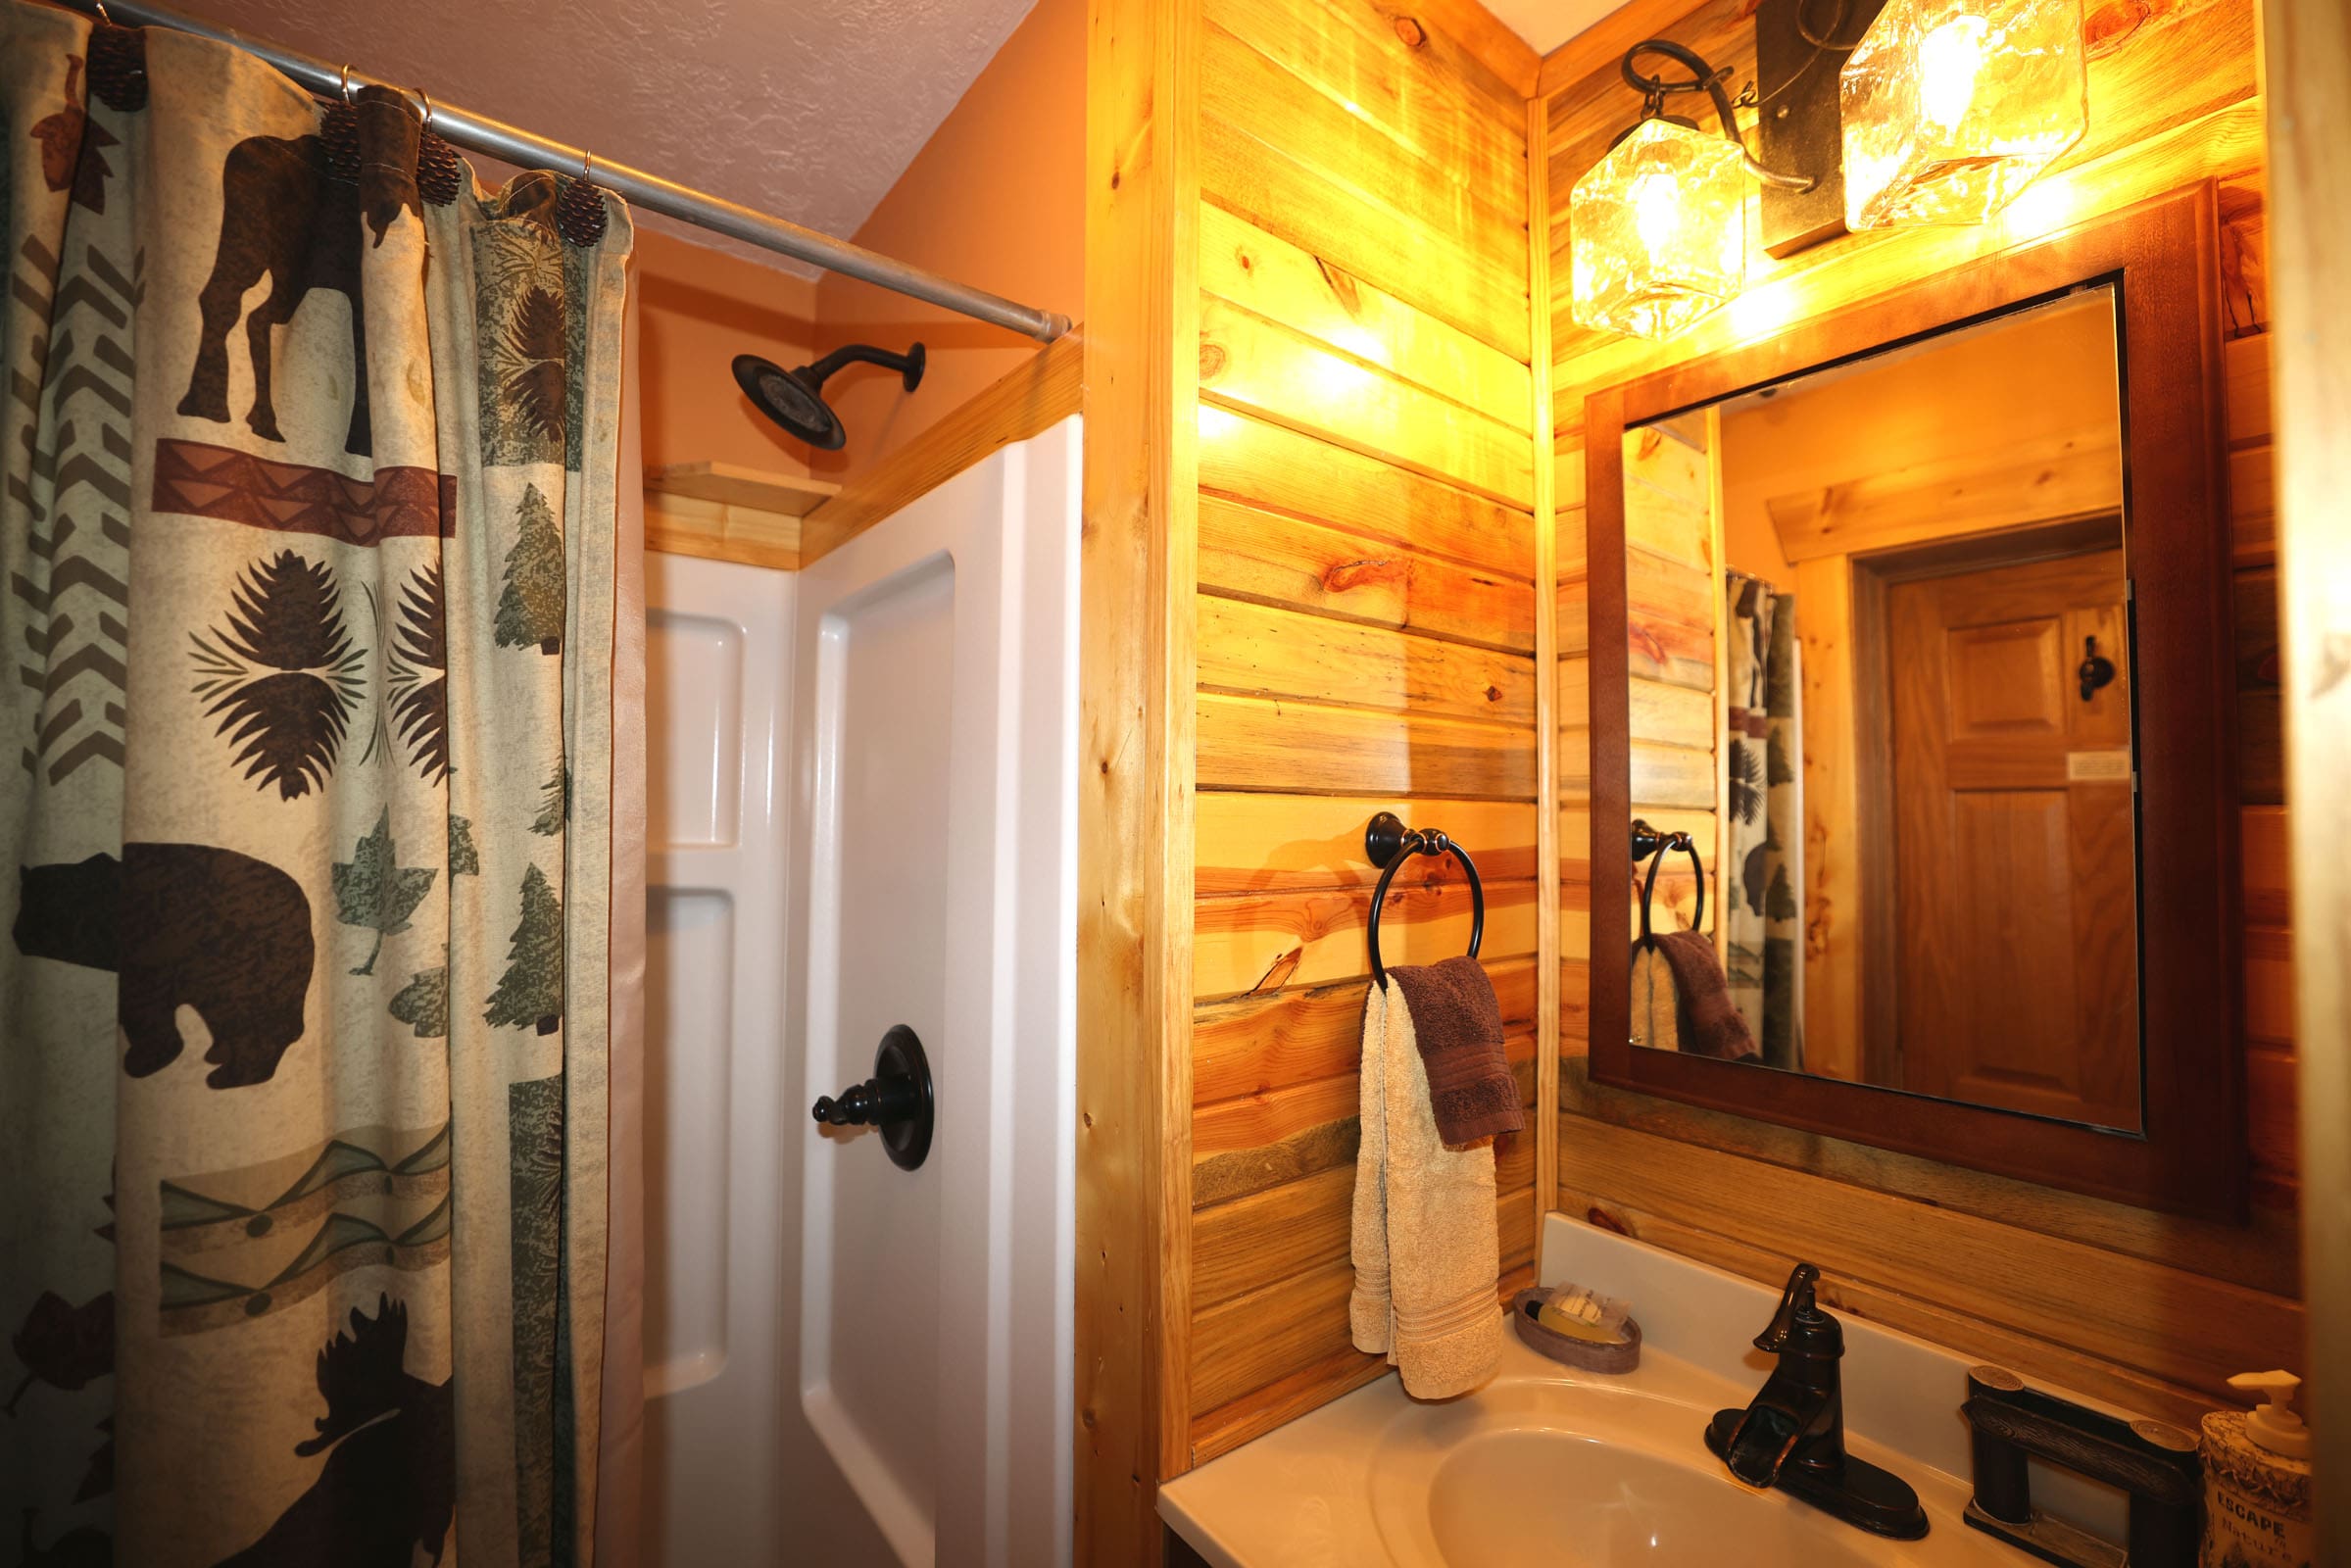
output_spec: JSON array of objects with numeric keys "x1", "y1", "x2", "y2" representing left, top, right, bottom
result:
[
  {"x1": 1545, "y1": 0, "x2": 2303, "y2": 1427},
  {"x1": 1184, "y1": 0, "x2": 1546, "y2": 1468}
]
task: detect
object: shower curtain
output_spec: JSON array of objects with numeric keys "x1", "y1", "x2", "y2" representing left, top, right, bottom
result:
[
  {"x1": 1, "y1": 7, "x2": 637, "y2": 1564},
  {"x1": 1723, "y1": 572, "x2": 1802, "y2": 1071}
]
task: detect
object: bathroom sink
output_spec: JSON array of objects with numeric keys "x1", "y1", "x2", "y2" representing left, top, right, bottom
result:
[
  {"x1": 1161, "y1": 1323, "x2": 2025, "y2": 1568},
  {"x1": 1411, "y1": 1427, "x2": 1879, "y2": 1565},
  {"x1": 1368, "y1": 1381, "x2": 1885, "y2": 1567}
]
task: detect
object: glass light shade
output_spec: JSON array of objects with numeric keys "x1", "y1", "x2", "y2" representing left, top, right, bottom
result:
[
  {"x1": 1840, "y1": 0, "x2": 2088, "y2": 229},
  {"x1": 1570, "y1": 119, "x2": 1747, "y2": 340}
]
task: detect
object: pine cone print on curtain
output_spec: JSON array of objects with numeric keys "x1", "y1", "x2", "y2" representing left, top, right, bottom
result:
[
  {"x1": 189, "y1": 552, "x2": 365, "y2": 800},
  {"x1": 388, "y1": 564, "x2": 449, "y2": 783},
  {"x1": 5, "y1": 8, "x2": 631, "y2": 1559}
]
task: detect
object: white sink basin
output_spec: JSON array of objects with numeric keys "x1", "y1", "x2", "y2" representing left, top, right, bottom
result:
[
  {"x1": 1370, "y1": 1384, "x2": 1884, "y2": 1567},
  {"x1": 1161, "y1": 1327, "x2": 2025, "y2": 1568}
]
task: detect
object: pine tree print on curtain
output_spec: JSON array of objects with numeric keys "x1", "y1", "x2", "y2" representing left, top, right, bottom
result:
[{"x1": 1, "y1": 9, "x2": 630, "y2": 1564}]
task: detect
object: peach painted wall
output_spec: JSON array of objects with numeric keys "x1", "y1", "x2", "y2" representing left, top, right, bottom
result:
[
  {"x1": 633, "y1": 228, "x2": 821, "y2": 479},
  {"x1": 808, "y1": 0, "x2": 1083, "y2": 476}
]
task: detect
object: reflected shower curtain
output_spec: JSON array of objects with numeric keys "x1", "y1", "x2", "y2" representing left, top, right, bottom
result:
[
  {"x1": 1723, "y1": 573, "x2": 1801, "y2": 1070},
  {"x1": 1, "y1": 6, "x2": 633, "y2": 1563}
]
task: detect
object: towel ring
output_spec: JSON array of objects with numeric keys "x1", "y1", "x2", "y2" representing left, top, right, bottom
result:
[
  {"x1": 1364, "y1": 811, "x2": 1484, "y2": 992},
  {"x1": 1634, "y1": 819, "x2": 1704, "y2": 948}
]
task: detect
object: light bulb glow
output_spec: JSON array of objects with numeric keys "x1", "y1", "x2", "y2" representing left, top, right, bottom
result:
[
  {"x1": 1917, "y1": 14, "x2": 1987, "y2": 127},
  {"x1": 1840, "y1": 0, "x2": 2086, "y2": 229},
  {"x1": 1569, "y1": 120, "x2": 1747, "y2": 340}
]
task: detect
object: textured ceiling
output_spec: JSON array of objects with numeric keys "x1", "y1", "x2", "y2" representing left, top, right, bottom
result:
[
  {"x1": 175, "y1": 0, "x2": 1042, "y2": 276},
  {"x1": 1487, "y1": 0, "x2": 1626, "y2": 53}
]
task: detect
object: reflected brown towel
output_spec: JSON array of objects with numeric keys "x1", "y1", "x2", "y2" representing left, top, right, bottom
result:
[
  {"x1": 1649, "y1": 930, "x2": 1758, "y2": 1061},
  {"x1": 1389, "y1": 956, "x2": 1526, "y2": 1144}
]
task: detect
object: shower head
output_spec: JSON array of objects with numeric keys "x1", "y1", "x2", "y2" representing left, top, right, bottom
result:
[{"x1": 732, "y1": 341, "x2": 926, "y2": 452}]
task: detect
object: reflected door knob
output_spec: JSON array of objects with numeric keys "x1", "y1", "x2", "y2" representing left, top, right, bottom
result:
[{"x1": 810, "y1": 1024, "x2": 934, "y2": 1170}]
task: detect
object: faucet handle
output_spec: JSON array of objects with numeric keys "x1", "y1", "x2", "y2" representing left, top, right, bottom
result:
[{"x1": 1754, "y1": 1262, "x2": 1824, "y2": 1352}]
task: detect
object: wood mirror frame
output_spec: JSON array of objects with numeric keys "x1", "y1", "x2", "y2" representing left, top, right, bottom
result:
[{"x1": 1586, "y1": 185, "x2": 2246, "y2": 1223}]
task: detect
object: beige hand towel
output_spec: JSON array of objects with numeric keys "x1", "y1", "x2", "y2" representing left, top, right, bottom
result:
[{"x1": 1348, "y1": 973, "x2": 1503, "y2": 1399}]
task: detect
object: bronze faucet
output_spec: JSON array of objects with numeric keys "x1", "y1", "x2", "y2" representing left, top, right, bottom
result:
[{"x1": 1703, "y1": 1262, "x2": 1931, "y2": 1540}]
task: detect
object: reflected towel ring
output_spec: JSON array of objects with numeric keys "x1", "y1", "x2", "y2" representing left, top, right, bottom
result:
[
  {"x1": 1635, "y1": 818, "x2": 1704, "y2": 949},
  {"x1": 1364, "y1": 811, "x2": 1485, "y2": 992}
]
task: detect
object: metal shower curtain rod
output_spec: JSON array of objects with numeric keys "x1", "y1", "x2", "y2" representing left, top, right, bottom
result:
[{"x1": 62, "y1": 0, "x2": 1076, "y2": 343}]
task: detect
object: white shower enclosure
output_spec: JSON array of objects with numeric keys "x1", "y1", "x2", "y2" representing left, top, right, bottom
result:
[{"x1": 641, "y1": 419, "x2": 1080, "y2": 1567}]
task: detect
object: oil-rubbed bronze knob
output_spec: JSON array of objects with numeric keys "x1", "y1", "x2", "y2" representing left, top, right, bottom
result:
[{"x1": 809, "y1": 1025, "x2": 934, "y2": 1170}]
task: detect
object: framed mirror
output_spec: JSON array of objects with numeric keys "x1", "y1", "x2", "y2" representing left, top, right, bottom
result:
[{"x1": 1585, "y1": 187, "x2": 2245, "y2": 1221}]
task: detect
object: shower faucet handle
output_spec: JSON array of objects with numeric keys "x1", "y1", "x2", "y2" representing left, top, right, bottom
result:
[{"x1": 809, "y1": 1024, "x2": 935, "y2": 1171}]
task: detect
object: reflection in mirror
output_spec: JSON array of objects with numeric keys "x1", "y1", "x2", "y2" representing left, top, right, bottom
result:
[{"x1": 1623, "y1": 288, "x2": 2139, "y2": 1132}]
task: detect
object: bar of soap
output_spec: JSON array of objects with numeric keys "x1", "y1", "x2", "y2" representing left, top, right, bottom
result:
[
  {"x1": 1536, "y1": 1284, "x2": 1632, "y2": 1343},
  {"x1": 1512, "y1": 1287, "x2": 1642, "y2": 1373}
]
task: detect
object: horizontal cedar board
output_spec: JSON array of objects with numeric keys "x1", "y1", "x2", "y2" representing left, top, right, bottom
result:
[
  {"x1": 1627, "y1": 675, "x2": 1715, "y2": 750},
  {"x1": 1195, "y1": 956, "x2": 1541, "y2": 1102},
  {"x1": 1558, "y1": 577, "x2": 1590, "y2": 658},
  {"x1": 1627, "y1": 544, "x2": 1715, "y2": 691},
  {"x1": 1198, "y1": 594, "x2": 1539, "y2": 725},
  {"x1": 1215, "y1": 0, "x2": 1530, "y2": 138},
  {"x1": 1198, "y1": 493, "x2": 1539, "y2": 654},
  {"x1": 2224, "y1": 332, "x2": 2272, "y2": 447},
  {"x1": 1202, "y1": 22, "x2": 1529, "y2": 283},
  {"x1": 1554, "y1": 1113, "x2": 2300, "y2": 1407},
  {"x1": 1767, "y1": 428, "x2": 2125, "y2": 564},
  {"x1": 1193, "y1": 876, "x2": 1541, "y2": 998},
  {"x1": 1200, "y1": 297, "x2": 1537, "y2": 509},
  {"x1": 1190, "y1": 1258, "x2": 1364, "y2": 1416},
  {"x1": 1194, "y1": 1072, "x2": 1535, "y2": 1202},
  {"x1": 1548, "y1": 97, "x2": 2267, "y2": 410},
  {"x1": 1625, "y1": 472, "x2": 1715, "y2": 569},
  {"x1": 1199, "y1": 206, "x2": 1534, "y2": 429},
  {"x1": 1557, "y1": 723, "x2": 1591, "y2": 797},
  {"x1": 1200, "y1": 409, "x2": 1536, "y2": 581},
  {"x1": 1197, "y1": 793, "x2": 1540, "y2": 896},
  {"x1": 1192, "y1": 1154, "x2": 1539, "y2": 1404},
  {"x1": 1555, "y1": 1168, "x2": 2222, "y2": 1428},
  {"x1": 1630, "y1": 741, "x2": 1717, "y2": 811},
  {"x1": 1198, "y1": 692, "x2": 1539, "y2": 799},
  {"x1": 1188, "y1": 1266, "x2": 1537, "y2": 1467},
  {"x1": 1198, "y1": 0, "x2": 1529, "y2": 236},
  {"x1": 1200, "y1": 126, "x2": 1530, "y2": 364},
  {"x1": 2229, "y1": 444, "x2": 2276, "y2": 564},
  {"x1": 1196, "y1": 1070, "x2": 1360, "y2": 1159},
  {"x1": 1559, "y1": 659, "x2": 1591, "y2": 732}
]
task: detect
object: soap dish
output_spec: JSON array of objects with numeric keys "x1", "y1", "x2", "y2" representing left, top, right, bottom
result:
[{"x1": 1511, "y1": 1287, "x2": 1641, "y2": 1374}]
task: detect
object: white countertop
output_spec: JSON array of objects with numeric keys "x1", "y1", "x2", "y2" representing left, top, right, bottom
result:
[{"x1": 1157, "y1": 1216, "x2": 2135, "y2": 1567}]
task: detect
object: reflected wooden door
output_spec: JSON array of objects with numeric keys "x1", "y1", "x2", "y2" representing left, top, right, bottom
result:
[{"x1": 1887, "y1": 547, "x2": 2138, "y2": 1129}]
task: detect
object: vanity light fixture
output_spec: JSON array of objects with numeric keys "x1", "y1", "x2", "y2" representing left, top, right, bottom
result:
[
  {"x1": 1839, "y1": 0, "x2": 2088, "y2": 228},
  {"x1": 1570, "y1": 41, "x2": 1815, "y2": 340}
]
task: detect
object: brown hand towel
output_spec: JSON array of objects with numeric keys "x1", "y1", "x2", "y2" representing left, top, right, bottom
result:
[
  {"x1": 1648, "y1": 929, "x2": 1759, "y2": 1061},
  {"x1": 1350, "y1": 968, "x2": 1506, "y2": 1400},
  {"x1": 1388, "y1": 956, "x2": 1526, "y2": 1144}
]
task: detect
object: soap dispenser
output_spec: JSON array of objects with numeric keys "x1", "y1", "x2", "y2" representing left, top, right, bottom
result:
[{"x1": 2199, "y1": 1369, "x2": 2312, "y2": 1568}]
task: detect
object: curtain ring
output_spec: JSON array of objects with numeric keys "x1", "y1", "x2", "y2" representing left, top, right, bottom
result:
[
  {"x1": 90, "y1": 0, "x2": 112, "y2": 24},
  {"x1": 410, "y1": 86, "x2": 436, "y2": 132},
  {"x1": 337, "y1": 64, "x2": 357, "y2": 105},
  {"x1": 579, "y1": 151, "x2": 595, "y2": 182}
]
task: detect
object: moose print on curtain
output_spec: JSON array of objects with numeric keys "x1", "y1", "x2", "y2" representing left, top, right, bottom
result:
[{"x1": 0, "y1": 5, "x2": 630, "y2": 1564}]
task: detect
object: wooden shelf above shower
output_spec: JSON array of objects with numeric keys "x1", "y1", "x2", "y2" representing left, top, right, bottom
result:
[
  {"x1": 644, "y1": 462, "x2": 839, "y2": 571},
  {"x1": 649, "y1": 461, "x2": 840, "y2": 515}
]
